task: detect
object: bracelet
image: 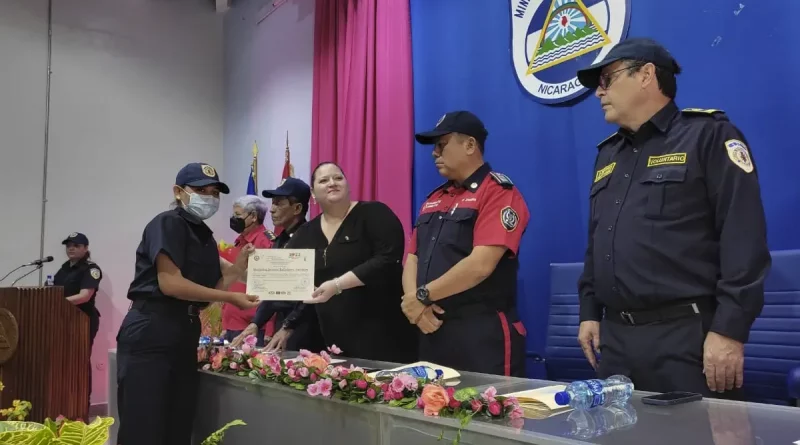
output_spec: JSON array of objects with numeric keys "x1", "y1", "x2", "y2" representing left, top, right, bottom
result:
[{"x1": 333, "y1": 277, "x2": 343, "y2": 295}]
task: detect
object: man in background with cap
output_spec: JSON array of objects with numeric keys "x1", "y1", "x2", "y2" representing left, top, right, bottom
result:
[
  {"x1": 575, "y1": 38, "x2": 769, "y2": 397},
  {"x1": 401, "y1": 111, "x2": 531, "y2": 377},
  {"x1": 53, "y1": 231, "x2": 102, "y2": 412},
  {"x1": 231, "y1": 177, "x2": 325, "y2": 352}
]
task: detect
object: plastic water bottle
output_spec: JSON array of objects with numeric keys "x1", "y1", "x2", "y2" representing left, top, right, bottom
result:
[
  {"x1": 554, "y1": 375, "x2": 633, "y2": 410},
  {"x1": 45, "y1": 275, "x2": 54, "y2": 286},
  {"x1": 566, "y1": 402, "x2": 638, "y2": 439},
  {"x1": 374, "y1": 366, "x2": 443, "y2": 381}
]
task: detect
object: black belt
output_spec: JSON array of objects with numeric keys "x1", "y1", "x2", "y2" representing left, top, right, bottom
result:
[
  {"x1": 130, "y1": 298, "x2": 200, "y2": 317},
  {"x1": 606, "y1": 301, "x2": 705, "y2": 326}
]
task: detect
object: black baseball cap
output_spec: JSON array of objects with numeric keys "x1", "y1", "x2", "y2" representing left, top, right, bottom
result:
[
  {"x1": 577, "y1": 38, "x2": 681, "y2": 89},
  {"x1": 415, "y1": 111, "x2": 489, "y2": 145},
  {"x1": 262, "y1": 177, "x2": 311, "y2": 203},
  {"x1": 62, "y1": 232, "x2": 89, "y2": 246},
  {"x1": 175, "y1": 162, "x2": 230, "y2": 194}
]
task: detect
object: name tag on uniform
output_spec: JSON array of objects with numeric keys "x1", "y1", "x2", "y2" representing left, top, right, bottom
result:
[
  {"x1": 594, "y1": 162, "x2": 616, "y2": 183},
  {"x1": 647, "y1": 153, "x2": 687, "y2": 167}
]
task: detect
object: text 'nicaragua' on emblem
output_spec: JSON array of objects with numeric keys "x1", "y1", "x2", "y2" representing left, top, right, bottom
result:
[{"x1": 510, "y1": 0, "x2": 632, "y2": 104}]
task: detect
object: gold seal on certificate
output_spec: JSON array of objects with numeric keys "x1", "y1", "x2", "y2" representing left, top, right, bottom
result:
[{"x1": 246, "y1": 249, "x2": 315, "y2": 301}]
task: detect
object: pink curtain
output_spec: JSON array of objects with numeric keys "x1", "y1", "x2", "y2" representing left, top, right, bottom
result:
[{"x1": 310, "y1": 0, "x2": 414, "y2": 235}]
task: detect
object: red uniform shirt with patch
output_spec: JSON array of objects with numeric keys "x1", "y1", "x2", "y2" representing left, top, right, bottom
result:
[
  {"x1": 222, "y1": 225, "x2": 274, "y2": 332},
  {"x1": 408, "y1": 163, "x2": 530, "y2": 314}
]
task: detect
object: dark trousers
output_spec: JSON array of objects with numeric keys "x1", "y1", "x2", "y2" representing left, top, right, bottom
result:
[
  {"x1": 87, "y1": 314, "x2": 99, "y2": 414},
  {"x1": 116, "y1": 306, "x2": 200, "y2": 445},
  {"x1": 599, "y1": 311, "x2": 744, "y2": 399},
  {"x1": 419, "y1": 310, "x2": 526, "y2": 377},
  {"x1": 222, "y1": 329, "x2": 266, "y2": 347}
]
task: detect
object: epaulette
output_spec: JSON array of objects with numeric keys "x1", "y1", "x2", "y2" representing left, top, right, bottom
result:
[
  {"x1": 426, "y1": 181, "x2": 450, "y2": 198},
  {"x1": 681, "y1": 108, "x2": 729, "y2": 121},
  {"x1": 264, "y1": 230, "x2": 277, "y2": 241},
  {"x1": 597, "y1": 132, "x2": 621, "y2": 150},
  {"x1": 86, "y1": 260, "x2": 96, "y2": 265},
  {"x1": 489, "y1": 172, "x2": 514, "y2": 189}
]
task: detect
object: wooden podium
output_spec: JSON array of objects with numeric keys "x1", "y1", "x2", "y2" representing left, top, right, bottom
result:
[{"x1": 0, "y1": 286, "x2": 89, "y2": 422}]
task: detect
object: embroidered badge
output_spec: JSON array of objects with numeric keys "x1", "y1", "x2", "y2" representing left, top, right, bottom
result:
[
  {"x1": 500, "y1": 207, "x2": 519, "y2": 232},
  {"x1": 725, "y1": 139, "x2": 753, "y2": 173},
  {"x1": 594, "y1": 162, "x2": 616, "y2": 183},
  {"x1": 201, "y1": 164, "x2": 217, "y2": 177},
  {"x1": 90, "y1": 268, "x2": 101, "y2": 280},
  {"x1": 647, "y1": 153, "x2": 687, "y2": 167}
]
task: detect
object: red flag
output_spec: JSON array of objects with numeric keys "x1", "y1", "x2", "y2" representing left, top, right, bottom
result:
[{"x1": 282, "y1": 131, "x2": 294, "y2": 179}]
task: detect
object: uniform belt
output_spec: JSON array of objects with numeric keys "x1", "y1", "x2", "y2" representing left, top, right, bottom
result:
[
  {"x1": 606, "y1": 301, "x2": 705, "y2": 326},
  {"x1": 130, "y1": 298, "x2": 200, "y2": 317}
]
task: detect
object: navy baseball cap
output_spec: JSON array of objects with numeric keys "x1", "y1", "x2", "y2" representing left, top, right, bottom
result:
[
  {"x1": 175, "y1": 162, "x2": 230, "y2": 194},
  {"x1": 577, "y1": 38, "x2": 681, "y2": 89},
  {"x1": 62, "y1": 232, "x2": 89, "y2": 245},
  {"x1": 262, "y1": 177, "x2": 311, "y2": 203},
  {"x1": 415, "y1": 111, "x2": 489, "y2": 145}
]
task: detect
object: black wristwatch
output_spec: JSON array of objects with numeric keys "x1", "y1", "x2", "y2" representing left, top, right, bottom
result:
[{"x1": 416, "y1": 286, "x2": 432, "y2": 306}]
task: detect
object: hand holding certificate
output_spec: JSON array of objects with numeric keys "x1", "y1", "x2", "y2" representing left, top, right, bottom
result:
[{"x1": 246, "y1": 249, "x2": 315, "y2": 301}]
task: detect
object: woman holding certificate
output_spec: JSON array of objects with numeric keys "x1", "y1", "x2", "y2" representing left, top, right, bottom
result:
[
  {"x1": 266, "y1": 162, "x2": 417, "y2": 363},
  {"x1": 115, "y1": 162, "x2": 259, "y2": 445}
]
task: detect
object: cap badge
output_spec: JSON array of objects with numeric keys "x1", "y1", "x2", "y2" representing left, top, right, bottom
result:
[
  {"x1": 201, "y1": 164, "x2": 216, "y2": 178},
  {"x1": 69, "y1": 232, "x2": 78, "y2": 238},
  {"x1": 436, "y1": 114, "x2": 447, "y2": 128}
]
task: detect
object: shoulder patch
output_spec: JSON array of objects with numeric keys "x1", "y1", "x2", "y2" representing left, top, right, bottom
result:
[
  {"x1": 597, "y1": 132, "x2": 620, "y2": 150},
  {"x1": 500, "y1": 206, "x2": 519, "y2": 232},
  {"x1": 264, "y1": 230, "x2": 277, "y2": 241},
  {"x1": 426, "y1": 181, "x2": 449, "y2": 198},
  {"x1": 724, "y1": 139, "x2": 754, "y2": 173},
  {"x1": 89, "y1": 268, "x2": 101, "y2": 280},
  {"x1": 489, "y1": 172, "x2": 514, "y2": 189}
]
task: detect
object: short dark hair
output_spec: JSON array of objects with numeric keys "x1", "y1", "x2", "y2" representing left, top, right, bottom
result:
[{"x1": 624, "y1": 59, "x2": 681, "y2": 99}]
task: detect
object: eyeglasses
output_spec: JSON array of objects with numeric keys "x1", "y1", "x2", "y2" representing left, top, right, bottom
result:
[{"x1": 597, "y1": 63, "x2": 644, "y2": 90}]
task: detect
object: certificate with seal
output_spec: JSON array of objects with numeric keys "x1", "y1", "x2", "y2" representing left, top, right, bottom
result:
[{"x1": 246, "y1": 249, "x2": 315, "y2": 301}]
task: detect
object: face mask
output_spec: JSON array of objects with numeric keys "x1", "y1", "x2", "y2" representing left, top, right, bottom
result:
[
  {"x1": 183, "y1": 192, "x2": 219, "y2": 220},
  {"x1": 229, "y1": 215, "x2": 247, "y2": 233}
]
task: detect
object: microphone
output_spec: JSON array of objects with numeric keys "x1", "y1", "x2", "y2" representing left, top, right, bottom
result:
[{"x1": 26, "y1": 256, "x2": 54, "y2": 266}]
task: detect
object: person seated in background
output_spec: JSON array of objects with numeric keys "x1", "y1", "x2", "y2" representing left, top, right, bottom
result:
[
  {"x1": 220, "y1": 195, "x2": 273, "y2": 347},
  {"x1": 231, "y1": 177, "x2": 325, "y2": 352},
  {"x1": 53, "y1": 231, "x2": 103, "y2": 413},
  {"x1": 269, "y1": 162, "x2": 418, "y2": 363}
]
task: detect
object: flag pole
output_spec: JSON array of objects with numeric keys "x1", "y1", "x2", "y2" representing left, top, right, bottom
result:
[{"x1": 252, "y1": 140, "x2": 259, "y2": 190}]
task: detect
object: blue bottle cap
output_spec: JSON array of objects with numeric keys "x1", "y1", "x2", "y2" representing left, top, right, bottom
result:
[{"x1": 554, "y1": 391, "x2": 571, "y2": 406}]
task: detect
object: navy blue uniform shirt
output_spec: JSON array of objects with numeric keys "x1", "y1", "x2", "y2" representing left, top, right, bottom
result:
[
  {"x1": 578, "y1": 102, "x2": 770, "y2": 343},
  {"x1": 127, "y1": 207, "x2": 222, "y2": 307},
  {"x1": 410, "y1": 163, "x2": 531, "y2": 316},
  {"x1": 53, "y1": 257, "x2": 102, "y2": 317}
]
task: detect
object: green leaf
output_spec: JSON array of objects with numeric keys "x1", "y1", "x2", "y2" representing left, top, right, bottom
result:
[
  {"x1": 452, "y1": 388, "x2": 478, "y2": 402},
  {"x1": 200, "y1": 419, "x2": 246, "y2": 445},
  {"x1": 52, "y1": 417, "x2": 115, "y2": 445},
  {"x1": 290, "y1": 383, "x2": 306, "y2": 390},
  {"x1": 388, "y1": 400, "x2": 403, "y2": 407},
  {"x1": 0, "y1": 426, "x2": 55, "y2": 444},
  {"x1": 402, "y1": 400, "x2": 417, "y2": 409},
  {"x1": 399, "y1": 397, "x2": 415, "y2": 404}
]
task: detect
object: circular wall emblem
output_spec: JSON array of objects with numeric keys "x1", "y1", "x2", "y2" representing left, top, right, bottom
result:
[
  {"x1": 510, "y1": 0, "x2": 632, "y2": 104},
  {"x1": 0, "y1": 309, "x2": 19, "y2": 365}
]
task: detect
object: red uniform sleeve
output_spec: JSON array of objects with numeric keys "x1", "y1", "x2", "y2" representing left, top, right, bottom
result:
[
  {"x1": 473, "y1": 186, "x2": 530, "y2": 255},
  {"x1": 254, "y1": 233, "x2": 274, "y2": 249}
]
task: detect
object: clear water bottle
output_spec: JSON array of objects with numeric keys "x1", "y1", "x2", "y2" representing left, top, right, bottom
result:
[
  {"x1": 45, "y1": 275, "x2": 54, "y2": 286},
  {"x1": 566, "y1": 402, "x2": 638, "y2": 439},
  {"x1": 554, "y1": 375, "x2": 633, "y2": 410}
]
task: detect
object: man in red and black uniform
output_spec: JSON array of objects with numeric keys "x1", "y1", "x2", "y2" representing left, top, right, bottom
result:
[{"x1": 401, "y1": 111, "x2": 531, "y2": 377}]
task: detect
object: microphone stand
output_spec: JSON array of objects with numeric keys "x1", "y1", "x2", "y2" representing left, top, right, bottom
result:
[
  {"x1": 0, "y1": 265, "x2": 28, "y2": 284},
  {"x1": 11, "y1": 265, "x2": 43, "y2": 287}
]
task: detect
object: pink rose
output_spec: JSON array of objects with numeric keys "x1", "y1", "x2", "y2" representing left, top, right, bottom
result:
[
  {"x1": 355, "y1": 380, "x2": 368, "y2": 390},
  {"x1": 320, "y1": 350, "x2": 332, "y2": 363},
  {"x1": 393, "y1": 391, "x2": 404, "y2": 401},
  {"x1": 488, "y1": 401, "x2": 502, "y2": 416},
  {"x1": 381, "y1": 383, "x2": 390, "y2": 393},
  {"x1": 328, "y1": 368, "x2": 340, "y2": 379},
  {"x1": 420, "y1": 385, "x2": 449, "y2": 417},
  {"x1": 399, "y1": 374, "x2": 418, "y2": 391},
  {"x1": 449, "y1": 398, "x2": 461, "y2": 409},
  {"x1": 307, "y1": 382, "x2": 321, "y2": 396},
  {"x1": 339, "y1": 379, "x2": 347, "y2": 390},
  {"x1": 269, "y1": 363, "x2": 281, "y2": 375},
  {"x1": 288, "y1": 368, "x2": 297, "y2": 379},
  {"x1": 446, "y1": 387, "x2": 456, "y2": 399},
  {"x1": 503, "y1": 397, "x2": 518, "y2": 407},
  {"x1": 241, "y1": 344, "x2": 253, "y2": 355},
  {"x1": 299, "y1": 349, "x2": 312, "y2": 357},
  {"x1": 310, "y1": 373, "x2": 318, "y2": 382},
  {"x1": 286, "y1": 360, "x2": 295, "y2": 369},
  {"x1": 366, "y1": 388, "x2": 376, "y2": 400},
  {"x1": 266, "y1": 354, "x2": 281, "y2": 369},
  {"x1": 391, "y1": 377, "x2": 405, "y2": 393},
  {"x1": 509, "y1": 406, "x2": 524, "y2": 420},
  {"x1": 384, "y1": 389, "x2": 395, "y2": 401},
  {"x1": 299, "y1": 367, "x2": 310, "y2": 378},
  {"x1": 318, "y1": 378, "x2": 333, "y2": 397},
  {"x1": 230, "y1": 362, "x2": 238, "y2": 370},
  {"x1": 470, "y1": 399, "x2": 483, "y2": 412},
  {"x1": 416, "y1": 397, "x2": 425, "y2": 409},
  {"x1": 244, "y1": 334, "x2": 258, "y2": 347},
  {"x1": 328, "y1": 344, "x2": 342, "y2": 355},
  {"x1": 482, "y1": 387, "x2": 497, "y2": 403}
]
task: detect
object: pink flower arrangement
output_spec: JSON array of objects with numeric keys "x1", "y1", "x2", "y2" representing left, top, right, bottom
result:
[{"x1": 196, "y1": 343, "x2": 524, "y2": 438}]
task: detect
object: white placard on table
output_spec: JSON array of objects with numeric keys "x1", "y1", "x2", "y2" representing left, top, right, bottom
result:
[{"x1": 246, "y1": 249, "x2": 314, "y2": 301}]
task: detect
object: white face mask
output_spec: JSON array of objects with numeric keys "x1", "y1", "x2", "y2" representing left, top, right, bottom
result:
[{"x1": 183, "y1": 191, "x2": 220, "y2": 220}]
